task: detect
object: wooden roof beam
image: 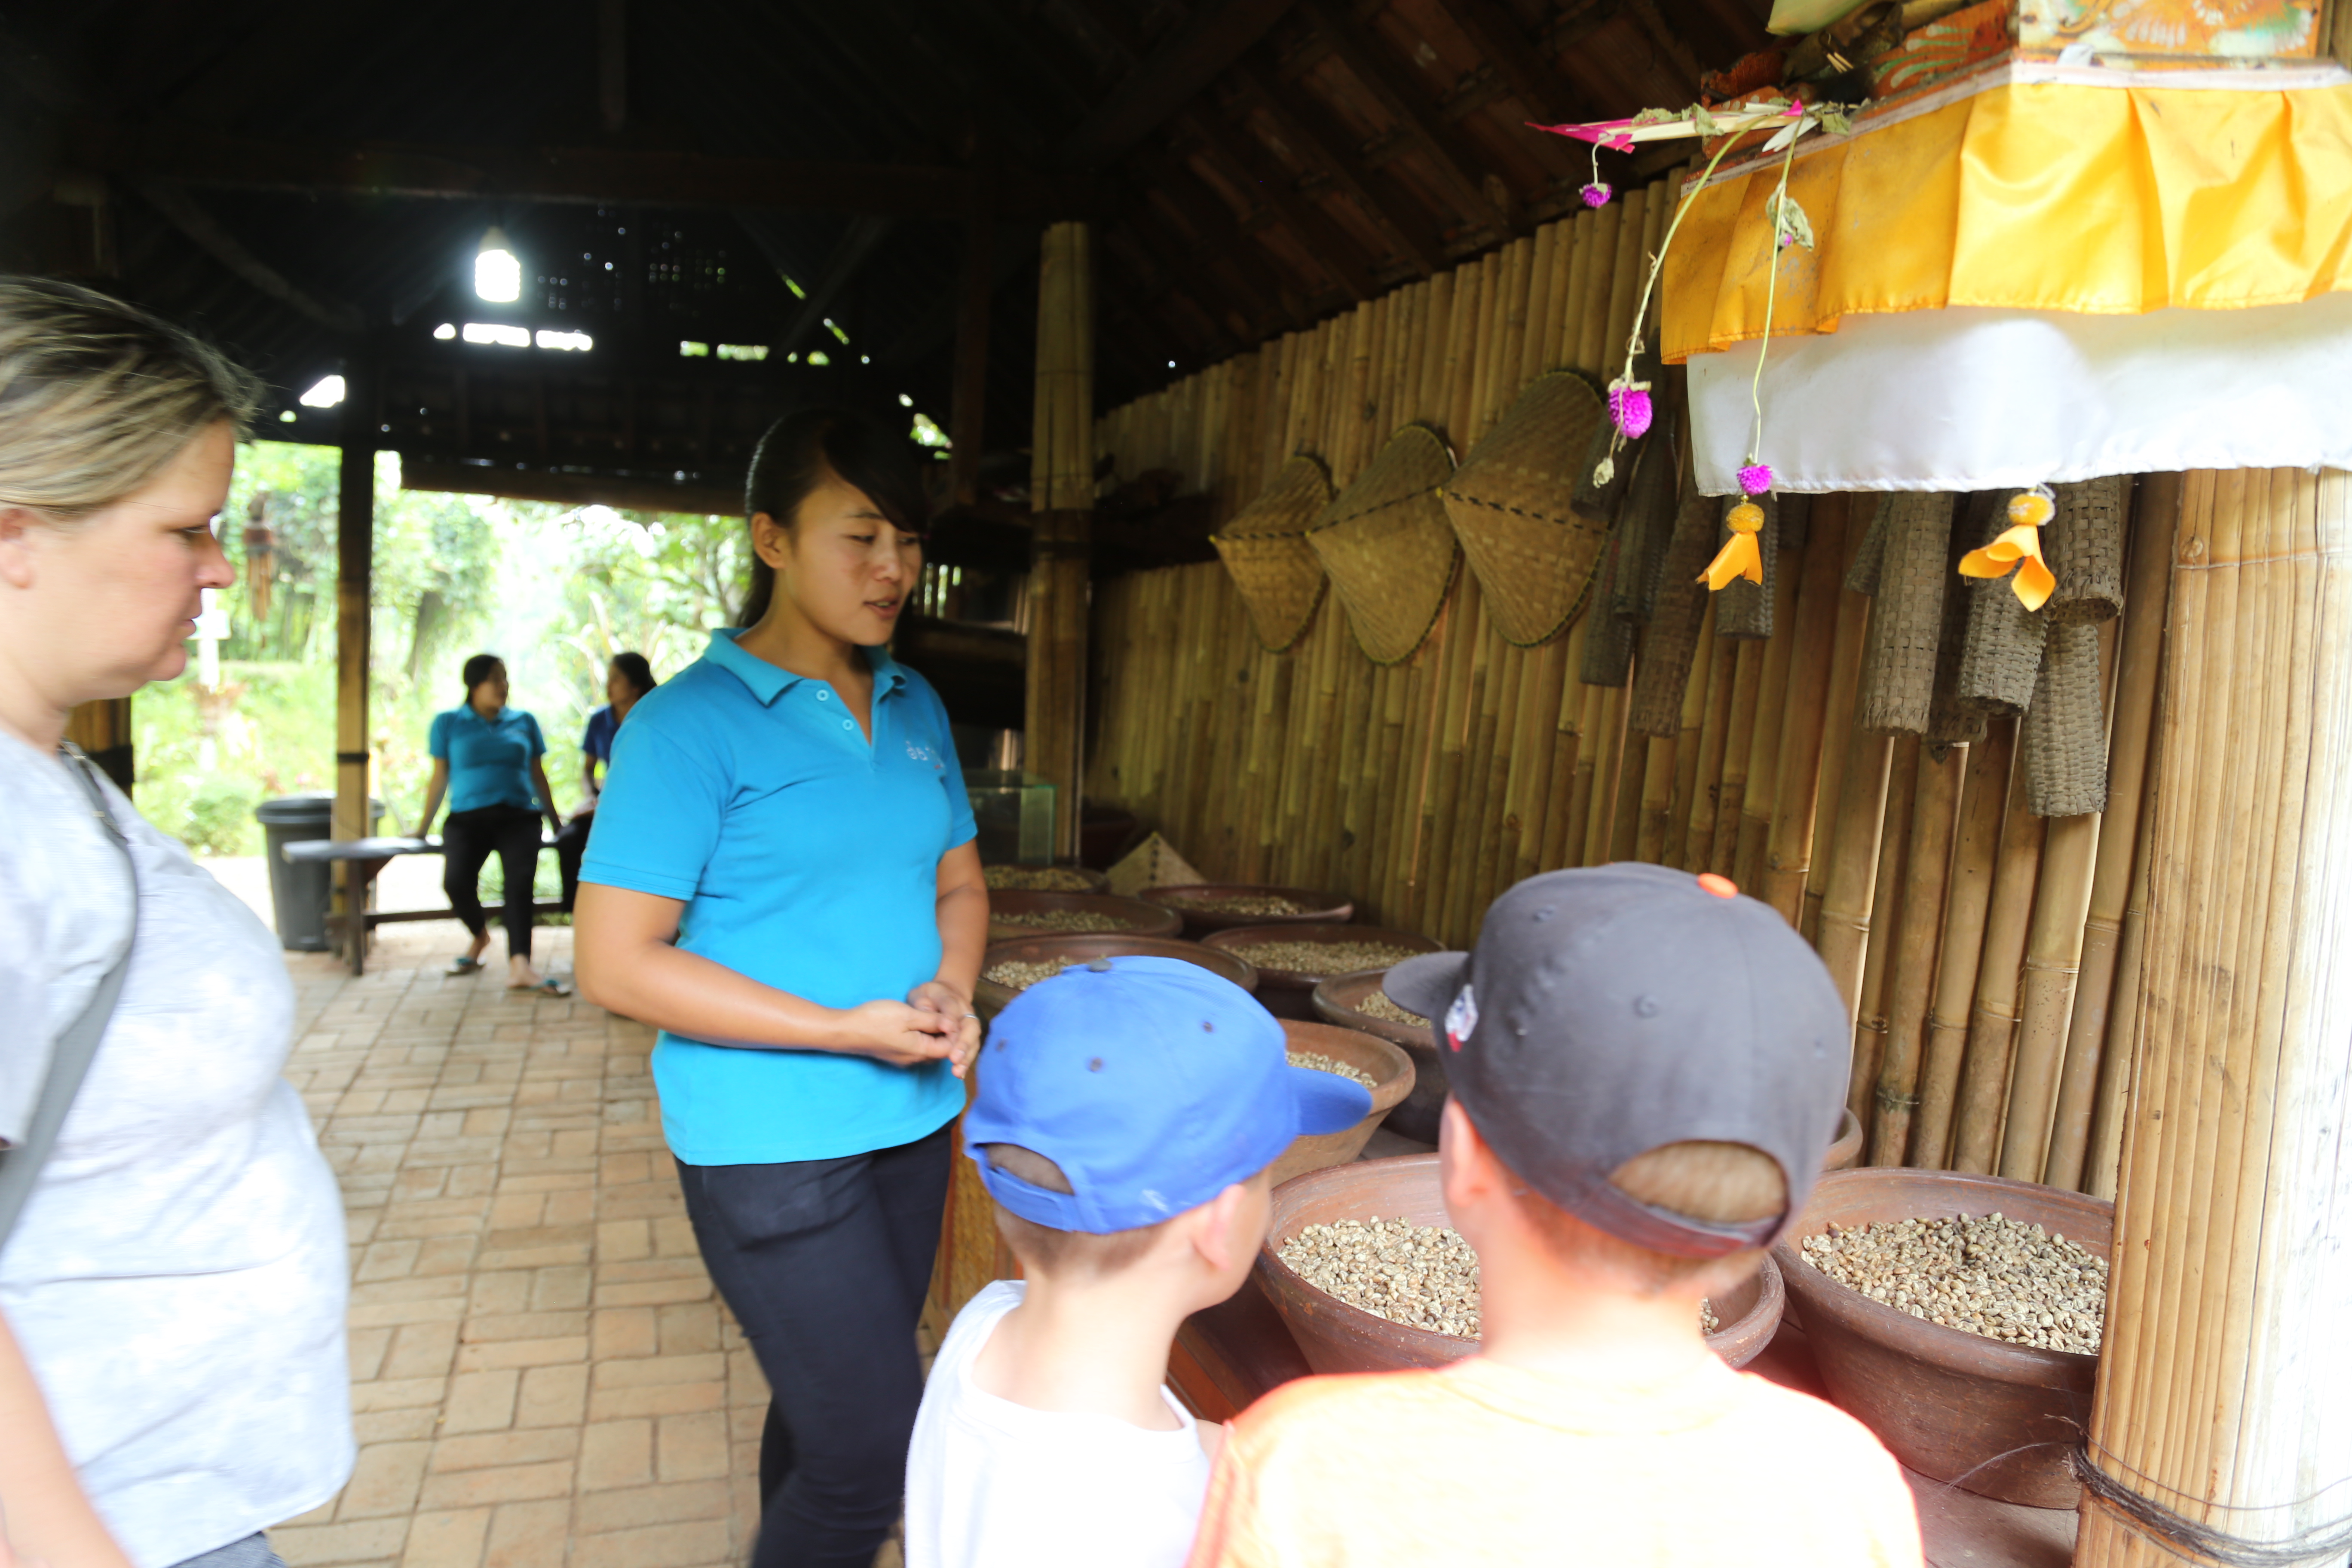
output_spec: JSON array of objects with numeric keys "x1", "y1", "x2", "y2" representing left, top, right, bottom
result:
[
  {"x1": 1177, "y1": 108, "x2": 1375, "y2": 303},
  {"x1": 774, "y1": 215, "x2": 895, "y2": 359},
  {"x1": 1430, "y1": 0, "x2": 1603, "y2": 127},
  {"x1": 1054, "y1": 0, "x2": 1301, "y2": 171},
  {"x1": 128, "y1": 178, "x2": 365, "y2": 335},
  {"x1": 1225, "y1": 61, "x2": 1440, "y2": 278},
  {"x1": 72, "y1": 122, "x2": 1109, "y2": 219},
  {"x1": 1291, "y1": 0, "x2": 1511, "y2": 233}
]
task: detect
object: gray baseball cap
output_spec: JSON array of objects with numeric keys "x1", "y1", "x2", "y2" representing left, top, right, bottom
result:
[{"x1": 1385, "y1": 863, "x2": 1849, "y2": 1257}]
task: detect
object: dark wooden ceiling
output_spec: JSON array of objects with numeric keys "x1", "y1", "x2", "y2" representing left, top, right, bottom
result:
[{"x1": 0, "y1": 0, "x2": 1768, "y2": 502}]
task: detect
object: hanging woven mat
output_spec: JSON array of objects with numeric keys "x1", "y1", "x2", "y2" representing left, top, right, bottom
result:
[
  {"x1": 2024, "y1": 621, "x2": 2108, "y2": 817},
  {"x1": 1213, "y1": 453, "x2": 1334, "y2": 652},
  {"x1": 1629, "y1": 482, "x2": 1721, "y2": 737},
  {"x1": 1713, "y1": 493, "x2": 1782, "y2": 640},
  {"x1": 1613, "y1": 397, "x2": 1686, "y2": 628},
  {"x1": 1853, "y1": 492, "x2": 1956, "y2": 736},
  {"x1": 1442, "y1": 372, "x2": 1612, "y2": 646},
  {"x1": 1956, "y1": 490, "x2": 2048, "y2": 716},
  {"x1": 2046, "y1": 475, "x2": 2127, "y2": 626},
  {"x1": 1308, "y1": 423, "x2": 1461, "y2": 666},
  {"x1": 1926, "y1": 511, "x2": 1987, "y2": 749},
  {"x1": 1580, "y1": 534, "x2": 1635, "y2": 688}
]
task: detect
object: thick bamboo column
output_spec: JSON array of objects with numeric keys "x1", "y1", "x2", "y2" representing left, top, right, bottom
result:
[
  {"x1": 1027, "y1": 221, "x2": 1094, "y2": 860},
  {"x1": 1951, "y1": 743, "x2": 2046, "y2": 1172},
  {"x1": 1912, "y1": 722, "x2": 2014, "y2": 1167},
  {"x1": 1847, "y1": 735, "x2": 1916, "y2": 1131},
  {"x1": 2076, "y1": 468, "x2": 2352, "y2": 1568},
  {"x1": 1761, "y1": 496, "x2": 1850, "y2": 922},
  {"x1": 1868, "y1": 742, "x2": 1963, "y2": 1165},
  {"x1": 334, "y1": 378, "x2": 376, "y2": 936}
]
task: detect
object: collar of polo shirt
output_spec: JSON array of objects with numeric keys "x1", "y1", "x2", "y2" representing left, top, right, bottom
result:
[{"x1": 703, "y1": 627, "x2": 909, "y2": 707}]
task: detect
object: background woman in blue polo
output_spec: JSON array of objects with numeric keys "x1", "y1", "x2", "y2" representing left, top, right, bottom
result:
[
  {"x1": 573, "y1": 407, "x2": 988, "y2": 1568},
  {"x1": 418, "y1": 652, "x2": 567, "y2": 994},
  {"x1": 554, "y1": 651, "x2": 657, "y2": 912}
]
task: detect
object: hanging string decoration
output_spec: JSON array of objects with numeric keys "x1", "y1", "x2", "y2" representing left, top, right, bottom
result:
[
  {"x1": 1529, "y1": 95, "x2": 1853, "y2": 589},
  {"x1": 1959, "y1": 484, "x2": 2059, "y2": 610}
]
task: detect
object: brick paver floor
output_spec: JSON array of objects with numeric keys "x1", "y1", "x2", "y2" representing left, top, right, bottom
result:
[{"x1": 262, "y1": 922, "x2": 909, "y2": 1568}]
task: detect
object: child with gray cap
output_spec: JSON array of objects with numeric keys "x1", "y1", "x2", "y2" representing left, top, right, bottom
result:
[
  {"x1": 1186, "y1": 865, "x2": 1923, "y2": 1568},
  {"x1": 903, "y1": 956, "x2": 1371, "y2": 1568}
]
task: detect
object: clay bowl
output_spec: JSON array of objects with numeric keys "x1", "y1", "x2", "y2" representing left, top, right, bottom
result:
[
  {"x1": 1772, "y1": 1168, "x2": 2113, "y2": 1509},
  {"x1": 1201, "y1": 924, "x2": 1443, "y2": 1022},
  {"x1": 1140, "y1": 883, "x2": 1354, "y2": 936},
  {"x1": 982, "y1": 864, "x2": 1109, "y2": 894},
  {"x1": 1268, "y1": 1020, "x2": 1416, "y2": 1188},
  {"x1": 974, "y1": 933, "x2": 1256, "y2": 1019},
  {"x1": 1313, "y1": 968, "x2": 1445, "y2": 1143},
  {"x1": 1824, "y1": 1108, "x2": 1864, "y2": 1172},
  {"x1": 1256, "y1": 1154, "x2": 1785, "y2": 1376},
  {"x1": 986, "y1": 891, "x2": 1181, "y2": 946}
]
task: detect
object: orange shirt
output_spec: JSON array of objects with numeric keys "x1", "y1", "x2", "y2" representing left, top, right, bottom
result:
[{"x1": 1186, "y1": 1354, "x2": 1923, "y2": 1568}]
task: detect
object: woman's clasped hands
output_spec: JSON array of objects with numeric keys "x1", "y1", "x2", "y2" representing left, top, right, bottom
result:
[{"x1": 836, "y1": 983, "x2": 983, "y2": 1078}]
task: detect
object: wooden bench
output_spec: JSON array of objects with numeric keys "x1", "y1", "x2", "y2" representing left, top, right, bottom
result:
[{"x1": 281, "y1": 834, "x2": 562, "y2": 976}]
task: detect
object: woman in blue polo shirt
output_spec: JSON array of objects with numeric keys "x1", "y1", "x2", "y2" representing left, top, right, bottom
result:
[
  {"x1": 573, "y1": 408, "x2": 986, "y2": 1568},
  {"x1": 418, "y1": 652, "x2": 567, "y2": 994},
  {"x1": 554, "y1": 651, "x2": 658, "y2": 911}
]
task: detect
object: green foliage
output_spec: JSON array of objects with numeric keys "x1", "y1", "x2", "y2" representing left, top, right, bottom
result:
[{"x1": 136, "y1": 440, "x2": 748, "y2": 854}]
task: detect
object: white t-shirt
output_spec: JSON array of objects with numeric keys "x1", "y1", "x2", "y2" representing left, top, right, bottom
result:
[
  {"x1": 0, "y1": 737, "x2": 354, "y2": 1568},
  {"x1": 904, "y1": 1281, "x2": 1215, "y2": 1568}
]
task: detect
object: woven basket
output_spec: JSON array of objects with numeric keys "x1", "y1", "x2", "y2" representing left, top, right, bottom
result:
[
  {"x1": 1580, "y1": 537, "x2": 1635, "y2": 688},
  {"x1": 2046, "y1": 475, "x2": 2127, "y2": 626},
  {"x1": 1444, "y1": 372, "x2": 1612, "y2": 646},
  {"x1": 1956, "y1": 490, "x2": 2048, "y2": 716},
  {"x1": 2024, "y1": 621, "x2": 2109, "y2": 817},
  {"x1": 1213, "y1": 453, "x2": 1334, "y2": 651},
  {"x1": 1926, "y1": 516, "x2": 1987, "y2": 748},
  {"x1": 1714, "y1": 493, "x2": 1781, "y2": 641},
  {"x1": 1629, "y1": 484, "x2": 1721, "y2": 737},
  {"x1": 1614, "y1": 407, "x2": 1686, "y2": 627},
  {"x1": 1855, "y1": 492, "x2": 1956, "y2": 735},
  {"x1": 1308, "y1": 424, "x2": 1461, "y2": 666}
]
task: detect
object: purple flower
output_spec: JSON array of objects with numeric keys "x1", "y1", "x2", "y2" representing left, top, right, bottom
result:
[
  {"x1": 1581, "y1": 181, "x2": 1613, "y2": 208},
  {"x1": 1609, "y1": 384, "x2": 1653, "y2": 441},
  {"x1": 1738, "y1": 463, "x2": 1773, "y2": 496}
]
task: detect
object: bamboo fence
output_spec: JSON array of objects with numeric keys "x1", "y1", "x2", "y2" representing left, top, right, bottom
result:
[{"x1": 1084, "y1": 194, "x2": 2174, "y2": 1194}]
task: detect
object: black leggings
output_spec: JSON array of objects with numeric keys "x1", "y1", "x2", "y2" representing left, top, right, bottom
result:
[
  {"x1": 676, "y1": 1124, "x2": 952, "y2": 1568},
  {"x1": 441, "y1": 804, "x2": 542, "y2": 961}
]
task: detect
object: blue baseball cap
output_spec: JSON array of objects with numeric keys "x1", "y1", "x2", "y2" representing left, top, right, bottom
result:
[{"x1": 965, "y1": 955, "x2": 1372, "y2": 1234}]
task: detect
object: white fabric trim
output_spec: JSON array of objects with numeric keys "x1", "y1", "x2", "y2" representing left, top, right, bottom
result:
[{"x1": 1684, "y1": 293, "x2": 2352, "y2": 494}]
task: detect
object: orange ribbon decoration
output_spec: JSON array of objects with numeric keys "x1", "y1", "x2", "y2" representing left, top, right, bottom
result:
[
  {"x1": 1958, "y1": 489, "x2": 2057, "y2": 611},
  {"x1": 1699, "y1": 500, "x2": 1765, "y2": 591}
]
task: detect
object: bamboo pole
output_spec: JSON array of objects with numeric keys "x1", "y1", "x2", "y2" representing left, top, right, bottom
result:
[
  {"x1": 1522, "y1": 222, "x2": 1560, "y2": 389},
  {"x1": 1583, "y1": 681, "x2": 1629, "y2": 867},
  {"x1": 1605, "y1": 690, "x2": 1645, "y2": 864},
  {"x1": 1805, "y1": 511, "x2": 1876, "y2": 940},
  {"x1": 1867, "y1": 741, "x2": 1963, "y2": 1166},
  {"x1": 1995, "y1": 807, "x2": 2101, "y2": 1181},
  {"x1": 1537, "y1": 612, "x2": 1593, "y2": 872},
  {"x1": 1910, "y1": 721, "x2": 2014, "y2": 1169},
  {"x1": 2046, "y1": 472, "x2": 2178, "y2": 1191},
  {"x1": 1733, "y1": 547, "x2": 1804, "y2": 890},
  {"x1": 1574, "y1": 205, "x2": 1620, "y2": 375},
  {"x1": 1509, "y1": 636, "x2": 1572, "y2": 888},
  {"x1": 1664, "y1": 603, "x2": 1718, "y2": 869},
  {"x1": 1950, "y1": 737, "x2": 2046, "y2": 1173},
  {"x1": 1848, "y1": 734, "x2": 1917, "y2": 1134},
  {"x1": 1708, "y1": 640, "x2": 1764, "y2": 876},
  {"x1": 1761, "y1": 496, "x2": 1851, "y2": 922},
  {"x1": 1448, "y1": 621, "x2": 1514, "y2": 940},
  {"x1": 1814, "y1": 720, "x2": 1894, "y2": 1026},
  {"x1": 1682, "y1": 628, "x2": 1740, "y2": 872},
  {"x1": 1415, "y1": 577, "x2": 1484, "y2": 934}
]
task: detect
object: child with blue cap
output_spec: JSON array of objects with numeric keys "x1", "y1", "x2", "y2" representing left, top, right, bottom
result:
[{"x1": 902, "y1": 955, "x2": 1370, "y2": 1568}]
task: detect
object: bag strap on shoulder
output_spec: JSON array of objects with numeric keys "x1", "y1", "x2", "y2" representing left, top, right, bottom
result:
[{"x1": 0, "y1": 744, "x2": 139, "y2": 1255}]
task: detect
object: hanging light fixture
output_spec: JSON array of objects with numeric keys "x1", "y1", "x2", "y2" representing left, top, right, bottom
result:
[{"x1": 475, "y1": 225, "x2": 522, "y2": 303}]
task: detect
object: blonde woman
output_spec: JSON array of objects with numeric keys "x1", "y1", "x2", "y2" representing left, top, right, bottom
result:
[{"x1": 0, "y1": 280, "x2": 353, "y2": 1568}]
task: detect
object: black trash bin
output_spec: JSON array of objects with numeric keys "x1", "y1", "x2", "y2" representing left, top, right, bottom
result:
[{"x1": 256, "y1": 793, "x2": 384, "y2": 951}]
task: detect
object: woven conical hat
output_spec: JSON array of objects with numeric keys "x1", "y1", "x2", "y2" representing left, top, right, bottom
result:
[
  {"x1": 1442, "y1": 371, "x2": 1611, "y2": 646},
  {"x1": 1306, "y1": 425, "x2": 1459, "y2": 666},
  {"x1": 1212, "y1": 453, "x2": 1332, "y2": 652}
]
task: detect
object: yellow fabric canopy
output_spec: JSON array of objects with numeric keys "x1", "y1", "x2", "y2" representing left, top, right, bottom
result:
[{"x1": 1661, "y1": 81, "x2": 2352, "y2": 364}]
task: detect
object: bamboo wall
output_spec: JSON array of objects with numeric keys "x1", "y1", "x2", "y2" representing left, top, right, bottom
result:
[{"x1": 1084, "y1": 186, "x2": 2168, "y2": 1197}]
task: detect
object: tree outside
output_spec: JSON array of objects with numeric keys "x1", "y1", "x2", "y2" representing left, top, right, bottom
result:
[{"x1": 136, "y1": 440, "x2": 746, "y2": 858}]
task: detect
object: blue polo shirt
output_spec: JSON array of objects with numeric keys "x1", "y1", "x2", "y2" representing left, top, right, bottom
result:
[
  {"x1": 580, "y1": 629, "x2": 977, "y2": 1165},
  {"x1": 582, "y1": 704, "x2": 619, "y2": 766},
  {"x1": 428, "y1": 705, "x2": 547, "y2": 815}
]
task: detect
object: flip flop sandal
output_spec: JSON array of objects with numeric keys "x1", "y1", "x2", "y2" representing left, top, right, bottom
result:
[
  {"x1": 512, "y1": 977, "x2": 573, "y2": 998},
  {"x1": 447, "y1": 956, "x2": 485, "y2": 976}
]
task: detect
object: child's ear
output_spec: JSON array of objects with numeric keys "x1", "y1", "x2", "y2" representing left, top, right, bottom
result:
[{"x1": 1190, "y1": 1182, "x2": 1251, "y2": 1274}]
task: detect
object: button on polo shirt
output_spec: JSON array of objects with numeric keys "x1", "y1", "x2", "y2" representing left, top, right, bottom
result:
[{"x1": 581, "y1": 629, "x2": 977, "y2": 1165}]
